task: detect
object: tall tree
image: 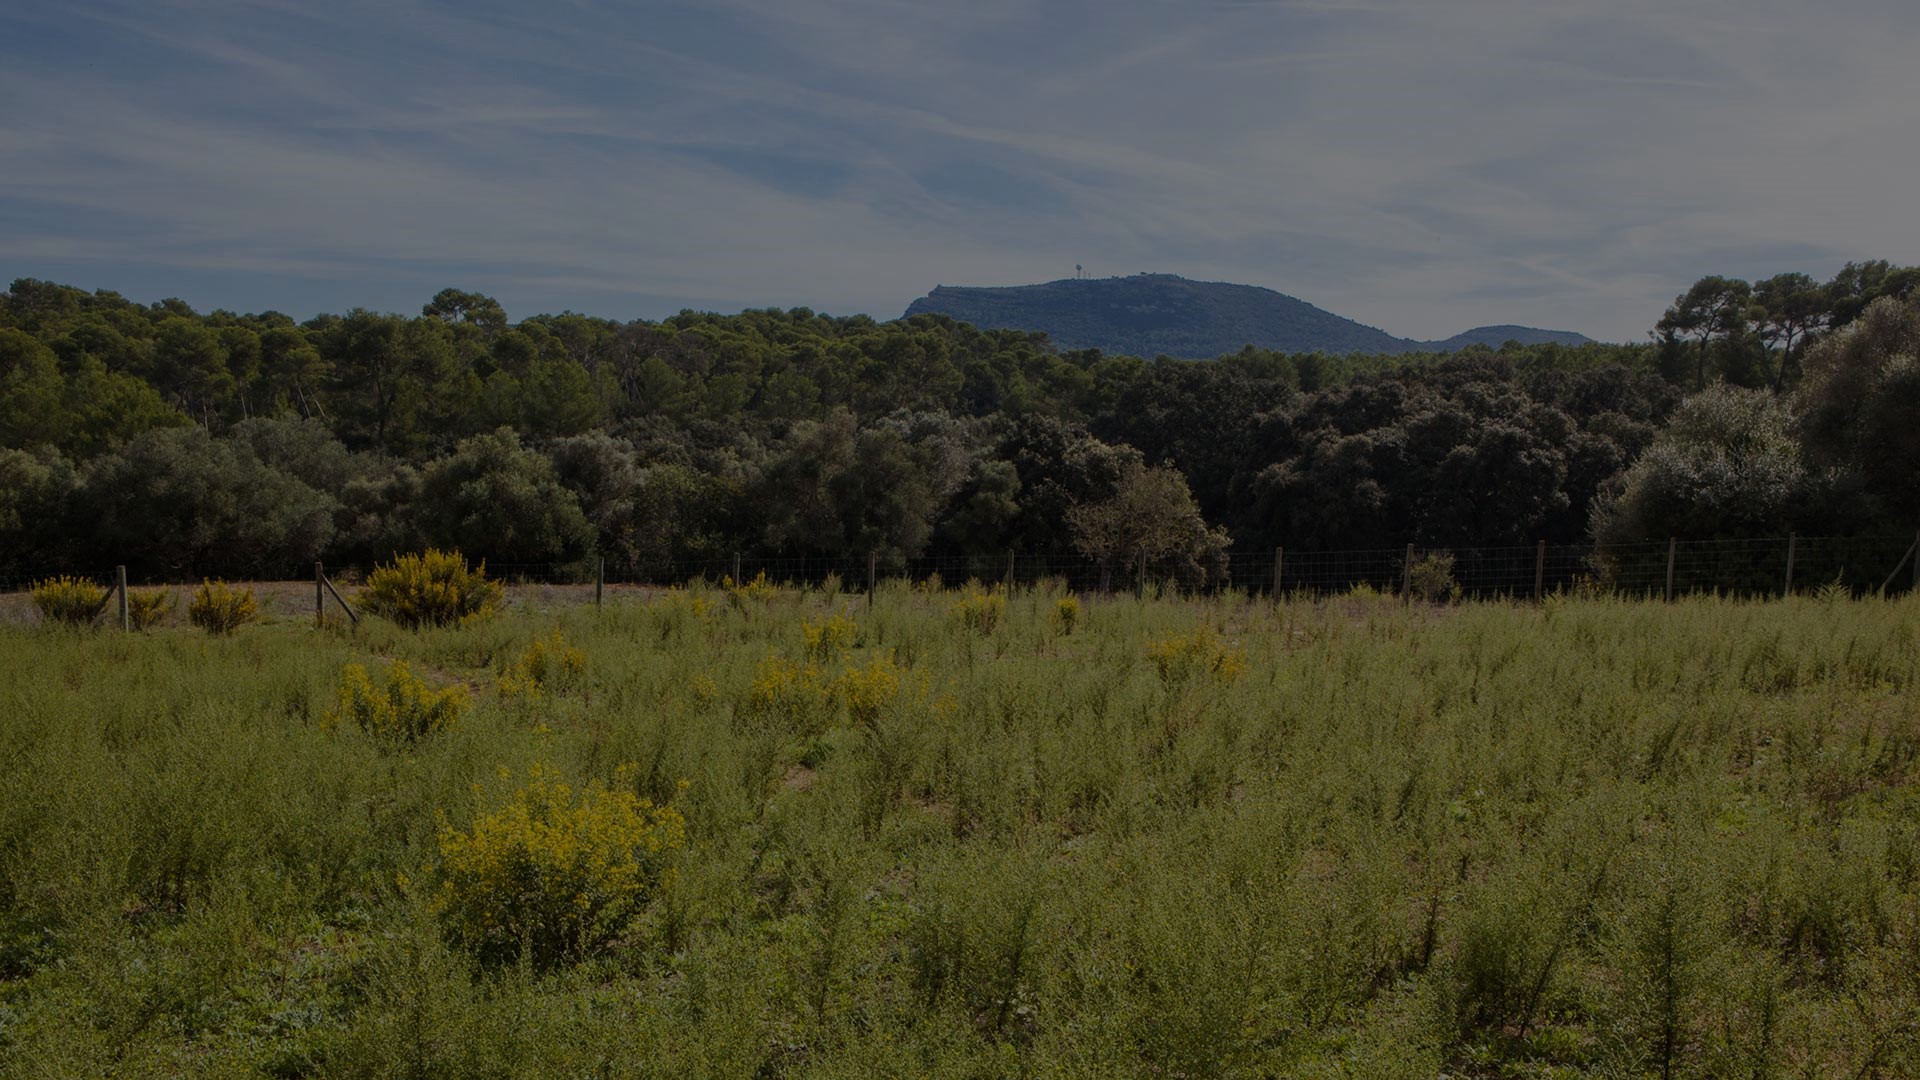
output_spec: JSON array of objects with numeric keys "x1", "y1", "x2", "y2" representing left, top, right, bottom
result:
[
  {"x1": 1656, "y1": 277, "x2": 1751, "y2": 390},
  {"x1": 1751, "y1": 273, "x2": 1827, "y2": 389}
]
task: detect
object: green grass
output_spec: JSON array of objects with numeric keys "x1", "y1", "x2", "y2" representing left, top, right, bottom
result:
[{"x1": 1, "y1": 583, "x2": 1918, "y2": 1078}]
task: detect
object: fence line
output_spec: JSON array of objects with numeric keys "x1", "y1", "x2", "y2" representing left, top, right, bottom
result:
[{"x1": 5, "y1": 533, "x2": 1918, "y2": 609}]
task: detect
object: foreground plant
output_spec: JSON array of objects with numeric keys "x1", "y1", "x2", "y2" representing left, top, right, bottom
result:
[
  {"x1": 1144, "y1": 626, "x2": 1246, "y2": 685},
  {"x1": 498, "y1": 630, "x2": 587, "y2": 698},
  {"x1": 434, "y1": 764, "x2": 686, "y2": 969},
  {"x1": 361, "y1": 549, "x2": 503, "y2": 629},
  {"x1": 948, "y1": 584, "x2": 1006, "y2": 635},
  {"x1": 327, "y1": 660, "x2": 469, "y2": 745}
]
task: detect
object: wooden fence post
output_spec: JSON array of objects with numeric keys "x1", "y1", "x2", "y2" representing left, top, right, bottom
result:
[
  {"x1": 732, "y1": 552, "x2": 742, "y2": 585},
  {"x1": 1665, "y1": 538, "x2": 1678, "y2": 602},
  {"x1": 315, "y1": 562, "x2": 325, "y2": 627},
  {"x1": 319, "y1": 569, "x2": 358, "y2": 625},
  {"x1": 595, "y1": 556, "x2": 604, "y2": 608},
  {"x1": 1534, "y1": 540, "x2": 1546, "y2": 601},
  {"x1": 867, "y1": 552, "x2": 877, "y2": 609},
  {"x1": 1783, "y1": 533, "x2": 1796, "y2": 596},
  {"x1": 116, "y1": 565, "x2": 129, "y2": 631},
  {"x1": 1273, "y1": 546, "x2": 1283, "y2": 604},
  {"x1": 1912, "y1": 529, "x2": 1919, "y2": 593},
  {"x1": 1403, "y1": 544, "x2": 1414, "y2": 606},
  {"x1": 1006, "y1": 549, "x2": 1016, "y2": 591}
]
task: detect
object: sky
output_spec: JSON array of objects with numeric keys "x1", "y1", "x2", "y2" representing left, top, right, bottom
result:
[{"x1": 3, "y1": 0, "x2": 1918, "y2": 343}]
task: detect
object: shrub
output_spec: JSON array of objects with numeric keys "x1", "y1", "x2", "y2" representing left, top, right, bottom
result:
[
  {"x1": 326, "y1": 660, "x2": 468, "y2": 744},
  {"x1": 948, "y1": 584, "x2": 1005, "y2": 636},
  {"x1": 498, "y1": 630, "x2": 586, "y2": 698},
  {"x1": 1408, "y1": 551, "x2": 1462, "y2": 604},
  {"x1": 1051, "y1": 594, "x2": 1081, "y2": 636},
  {"x1": 649, "y1": 588, "x2": 714, "y2": 642},
  {"x1": 30, "y1": 576, "x2": 106, "y2": 627},
  {"x1": 434, "y1": 764, "x2": 686, "y2": 969},
  {"x1": 127, "y1": 588, "x2": 175, "y2": 630},
  {"x1": 188, "y1": 580, "x2": 258, "y2": 635},
  {"x1": 1144, "y1": 626, "x2": 1246, "y2": 685},
  {"x1": 745, "y1": 655, "x2": 834, "y2": 736},
  {"x1": 725, "y1": 570, "x2": 778, "y2": 605},
  {"x1": 835, "y1": 654, "x2": 904, "y2": 729},
  {"x1": 361, "y1": 549, "x2": 503, "y2": 629},
  {"x1": 802, "y1": 612, "x2": 858, "y2": 663}
]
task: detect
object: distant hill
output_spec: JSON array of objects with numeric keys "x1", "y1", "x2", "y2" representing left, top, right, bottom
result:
[{"x1": 903, "y1": 274, "x2": 1592, "y2": 357}]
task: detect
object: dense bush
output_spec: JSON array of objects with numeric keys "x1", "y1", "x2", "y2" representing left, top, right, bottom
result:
[
  {"x1": 327, "y1": 661, "x2": 468, "y2": 744},
  {"x1": 1143, "y1": 625, "x2": 1246, "y2": 684},
  {"x1": 1408, "y1": 550, "x2": 1462, "y2": 603},
  {"x1": 187, "y1": 580, "x2": 258, "y2": 634},
  {"x1": 412, "y1": 429, "x2": 594, "y2": 565},
  {"x1": 947, "y1": 584, "x2": 1005, "y2": 635},
  {"x1": 126, "y1": 588, "x2": 174, "y2": 630},
  {"x1": 360, "y1": 549, "x2": 502, "y2": 629},
  {"x1": 496, "y1": 631, "x2": 586, "y2": 698},
  {"x1": 30, "y1": 576, "x2": 105, "y2": 627},
  {"x1": 1051, "y1": 593, "x2": 1081, "y2": 635},
  {"x1": 434, "y1": 764, "x2": 686, "y2": 969}
]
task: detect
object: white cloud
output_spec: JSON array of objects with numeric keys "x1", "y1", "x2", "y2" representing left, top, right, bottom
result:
[{"x1": 2, "y1": 0, "x2": 1917, "y2": 340}]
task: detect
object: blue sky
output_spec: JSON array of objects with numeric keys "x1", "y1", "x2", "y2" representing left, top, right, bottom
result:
[{"x1": 4, "y1": 0, "x2": 1917, "y2": 342}]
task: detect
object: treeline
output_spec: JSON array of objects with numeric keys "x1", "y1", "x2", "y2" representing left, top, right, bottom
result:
[{"x1": 1, "y1": 267, "x2": 1914, "y2": 583}]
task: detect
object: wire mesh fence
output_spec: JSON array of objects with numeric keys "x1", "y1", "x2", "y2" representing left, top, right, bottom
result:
[{"x1": 4, "y1": 532, "x2": 1916, "y2": 617}]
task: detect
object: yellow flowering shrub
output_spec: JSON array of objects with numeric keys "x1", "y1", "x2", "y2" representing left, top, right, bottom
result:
[
  {"x1": 188, "y1": 580, "x2": 258, "y2": 635},
  {"x1": 498, "y1": 630, "x2": 586, "y2": 698},
  {"x1": 835, "y1": 654, "x2": 904, "y2": 728},
  {"x1": 1051, "y1": 595, "x2": 1082, "y2": 636},
  {"x1": 725, "y1": 570, "x2": 779, "y2": 604},
  {"x1": 802, "y1": 611, "x2": 858, "y2": 663},
  {"x1": 948, "y1": 584, "x2": 1006, "y2": 636},
  {"x1": 30, "y1": 576, "x2": 106, "y2": 627},
  {"x1": 435, "y1": 764, "x2": 686, "y2": 968},
  {"x1": 689, "y1": 673, "x2": 718, "y2": 708},
  {"x1": 744, "y1": 654, "x2": 834, "y2": 736},
  {"x1": 326, "y1": 660, "x2": 469, "y2": 744},
  {"x1": 361, "y1": 549, "x2": 503, "y2": 629},
  {"x1": 127, "y1": 588, "x2": 175, "y2": 630},
  {"x1": 649, "y1": 588, "x2": 715, "y2": 642},
  {"x1": 1144, "y1": 626, "x2": 1247, "y2": 686}
]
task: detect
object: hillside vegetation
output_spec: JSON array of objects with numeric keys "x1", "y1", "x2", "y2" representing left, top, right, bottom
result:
[{"x1": 1, "y1": 263, "x2": 1915, "y2": 587}]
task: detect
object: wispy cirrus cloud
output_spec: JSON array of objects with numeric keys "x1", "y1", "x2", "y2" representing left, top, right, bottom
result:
[{"x1": 2, "y1": 0, "x2": 1917, "y2": 339}]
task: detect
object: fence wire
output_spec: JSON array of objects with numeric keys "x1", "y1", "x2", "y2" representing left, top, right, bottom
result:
[{"x1": 4, "y1": 533, "x2": 1916, "y2": 609}]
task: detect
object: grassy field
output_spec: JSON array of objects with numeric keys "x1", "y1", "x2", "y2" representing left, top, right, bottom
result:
[{"x1": 1, "y1": 582, "x2": 1918, "y2": 1078}]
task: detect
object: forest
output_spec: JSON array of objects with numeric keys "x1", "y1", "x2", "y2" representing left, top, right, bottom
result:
[{"x1": 1, "y1": 261, "x2": 1916, "y2": 583}]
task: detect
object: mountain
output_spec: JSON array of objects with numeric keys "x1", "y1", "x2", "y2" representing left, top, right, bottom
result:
[{"x1": 902, "y1": 274, "x2": 1592, "y2": 358}]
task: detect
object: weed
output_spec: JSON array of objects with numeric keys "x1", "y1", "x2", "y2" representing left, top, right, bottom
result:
[
  {"x1": 835, "y1": 654, "x2": 904, "y2": 729},
  {"x1": 1051, "y1": 594, "x2": 1081, "y2": 636},
  {"x1": 948, "y1": 584, "x2": 1005, "y2": 635},
  {"x1": 1408, "y1": 551, "x2": 1462, "y2": 603},
  {"x1": 127, "y1": 588, "x2": 175, "y2": 630},
  {"x1": 326, "y1": 660, "x2": 469, "y2": 744},
  {"x1": 188, "y1": 580, "x2": 258, "y2": 635},
  {"x1": 434, "y1": 764, "x2": 685, "y2": 969},
  {"x1": 30, "y1": 576, "x2": 106, "y2": 627},
  {"x1": 803, "y1": 612, "x2": 859, "y2": 664},
  {"x1": 724, "y1": 570, "x2": 779, "y2": 605},
  {"x1": 362, "y1": 549, "x2": 503, "y2": 629},
  {"x1": 1144, "y1": 625, "x2": 1246, "y2": 684},
  {"x1": 497, "y1": 630, "x2": 586, "y2": 698}
]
